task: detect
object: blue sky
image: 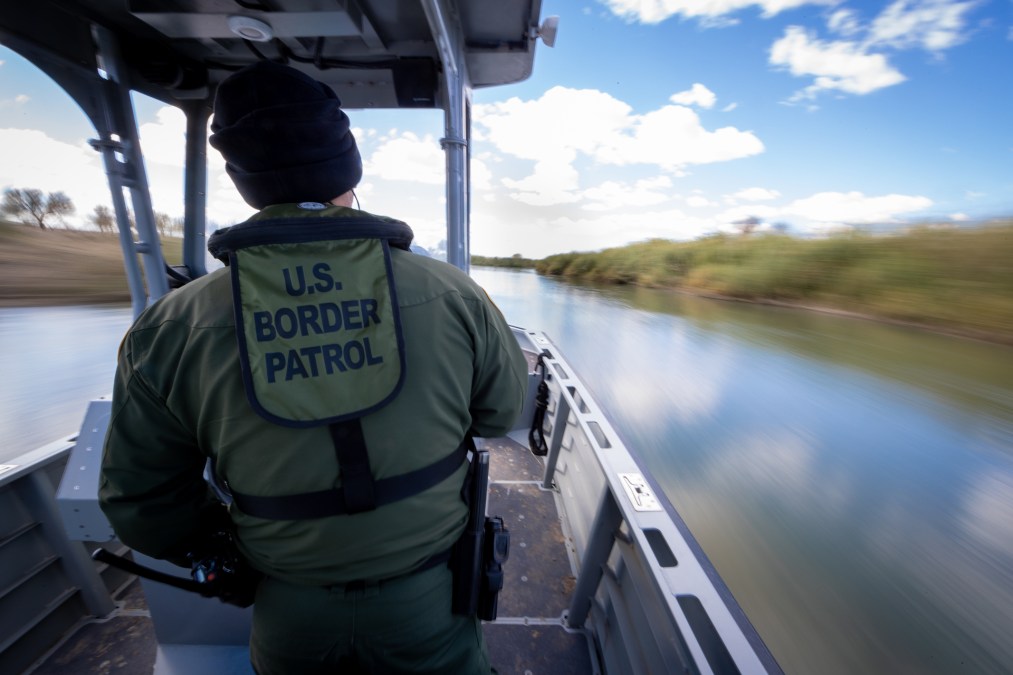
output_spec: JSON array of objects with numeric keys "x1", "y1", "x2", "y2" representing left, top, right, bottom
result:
[{"x1": 1, "y1": 0, "x2": 1011, "y2": 258}]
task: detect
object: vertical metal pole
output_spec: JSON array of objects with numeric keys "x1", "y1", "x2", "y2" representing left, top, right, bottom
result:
[
  {"x1": 567, "y1": 488, "x2": 623, "y2": 628},
  {"x1": 182, "y1": 101, "x2": 209, "y2": 278},
  {"x1": 421, "y1": 0, "x2": 471, "y2": 273}
]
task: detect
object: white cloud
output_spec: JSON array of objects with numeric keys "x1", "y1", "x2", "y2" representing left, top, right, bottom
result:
[
  {"x1": 601, "y1": 0, "x2": 835, "y2": 24},
  {"x1": 868, "y1": 0, "x2": 976, "y2": 52},
  {"x1": 502, "y1": 157, "x2": 582, "y2": 206},
  {"x1": 670, "y1": 83, "x2": 717, "y2": 109},
  {"x1": 475, "y1": 87, "x2": 631, "y2": 163},
  {"x1": 475, "y1": 87, "x2": 763, "y2": 206},
  {"x1": 470, "y1": 157, "x2": 493, "y2": 191},
  {"x1": 363, "y1": 131, "x2": 445, "y2": 185},
  {"x1": 722, "y1": 102, "x2": 739, "y2": 112},
  {"x1": 582, "y1": 175, "x2": 674, "y2": 211},
  {"x1": 686, "y1": 194, "x2": 713, "y2": 208},
  {"x1": 771, "y1": 1, "x2": 977, "y2": 102},
  {"x1": 731, "y1": 187, "x2": 781, "y2": 201},
  {"x1": 0, "y1": 128, "x2": 107, "y2": 226},
  {"x1": 477, "y1": 207, "x2": 713, "y2": 259},
  {"x1": 784, "y1": 190, "x2": 932, "y2": 223},
  {"x1": 595, "y1": 104, "x2": 765, "y2": 169},
  {"x1": 827, "y1": 8, "x2": 862, "y2": 36},
  {"x1": 138, "y1": 106, "x2": 186, "y2": 168},
  {"x1": 949, "y1": 212, "x2": 969, "y2": 221},
  {"x1": 14, "y1": 94, "x2": 28, "y2": 104},
  {"x1": 770, "y1": 26, "x2": 907, "y2": 98}
]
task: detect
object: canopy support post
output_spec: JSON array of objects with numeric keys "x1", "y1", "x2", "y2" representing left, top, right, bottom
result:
[{"x1": 421, "y1": 0, "x2": 472, "y2": 273}]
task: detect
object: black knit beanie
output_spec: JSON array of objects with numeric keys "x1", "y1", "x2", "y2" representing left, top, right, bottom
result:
[{"x1": 209, "y1": 61, "x2": 362, "y2": 209}]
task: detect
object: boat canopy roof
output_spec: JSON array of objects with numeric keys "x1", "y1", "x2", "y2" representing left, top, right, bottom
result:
[{"x1": 1, "y1": 0, "x2": 546, "y2": 111}]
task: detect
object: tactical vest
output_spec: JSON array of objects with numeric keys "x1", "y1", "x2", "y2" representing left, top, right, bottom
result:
[{"x1": 207, "y1": 204, "x2": 468, "y2": 519}]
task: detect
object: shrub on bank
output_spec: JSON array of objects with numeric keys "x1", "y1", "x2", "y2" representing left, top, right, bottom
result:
[{"x1": 537, "y1": 223, "x2": 1013, "y2": 342}]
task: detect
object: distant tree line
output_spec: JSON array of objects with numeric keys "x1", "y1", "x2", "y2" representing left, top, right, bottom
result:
[
  {"x1": 471, "y1": 253, "x2": 537, "y2": 269},
  {"x1": 3, "y1": 186, "x2": 182, "y2": 237}
]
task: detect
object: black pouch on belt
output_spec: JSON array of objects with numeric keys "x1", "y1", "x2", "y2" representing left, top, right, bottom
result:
[{"x1": 451, "y1": 446, "x2": 510, "y2": 619}]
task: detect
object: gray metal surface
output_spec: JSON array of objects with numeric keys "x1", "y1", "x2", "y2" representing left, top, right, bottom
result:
[
  {"x1": 0, "y1": 1, "x2": 546, "y2": 109},
  {"x1": 56, "y1": 399, "x2": 115, "y2": 543},
  {"x1": 0, "y1": 442, "x2": 118, "y2": 675},
  {"x1": 516, "y1": 329, "x2": 783, "y2": 675}
]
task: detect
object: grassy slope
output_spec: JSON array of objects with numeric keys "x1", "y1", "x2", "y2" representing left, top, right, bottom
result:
[
  {"x1": 536, "y1": 223, "x2": 1013, "y2": 344},
  {"x1": 3, "y1": 219, "x2": 1011, "y2": 344},
  {"x1": 0, "y1": 220, "x2": 182, "y2": 305}
]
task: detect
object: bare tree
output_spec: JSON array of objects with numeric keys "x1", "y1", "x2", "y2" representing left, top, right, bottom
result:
[
  {"x1": 91, "y1": 204, "x2": 116, "y2": 233},
  {"x1": 2, "y1": 187, "x2": 75, "y2": 229},
  {"x1": 155, "y1": 211, "x2": 173, "y2": 238}
]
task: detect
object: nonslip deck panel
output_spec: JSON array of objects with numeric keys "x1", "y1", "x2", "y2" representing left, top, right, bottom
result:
[
  {"x1": 483, "y1": 434, "x2": 594, "y2": 674},
  {"x1": 30, "y1": 613, "x2": 156, "y2": 675},
  {"x1": 482, "y1": 435, "x2": 546, "y2": 482},
  {"x1": 487, "y1": 481, "x2": 574, "y2": 619},
  {"x1": 27, "y1": 434, "x2": 596, "y2": 674},
  {"x1": 485, "y1": 623, "x2": 594, "y2": 675}
]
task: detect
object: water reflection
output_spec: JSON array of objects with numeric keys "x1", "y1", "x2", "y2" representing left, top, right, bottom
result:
[
  {"x1": 473, "y1": 267, "x2": 1013, "y2": 675},
  {"x1": 0, "y1": 306, "x2": 131, "y2": 464}
]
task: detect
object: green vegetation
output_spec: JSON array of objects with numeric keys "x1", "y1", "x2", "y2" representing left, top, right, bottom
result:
[
  {"x1": 4, "y1": 217, "x2": 1012, "y2": 344},
  {"x1": 0, "y1": 219, "x2": 182, "y2": 305},
  {"x1": 536, "y1": 222, "x2": 1013, "y2": 343},
  {"x1": 471, "y1": 253, "x2": 537, "y2": 269}
]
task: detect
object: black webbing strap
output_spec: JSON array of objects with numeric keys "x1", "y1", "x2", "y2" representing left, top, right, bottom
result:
[
  {"x1": 230, "y1": 440, "x2": 471, "y2": 521},
  {"x1": 529, "y1": 352, "x2": 550, "y2": 456},
  {"x1": 329, "y1": 420, "x2": 376, "y2": 514}
]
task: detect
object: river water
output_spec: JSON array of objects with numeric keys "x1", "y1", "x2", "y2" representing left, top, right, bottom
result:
[{"x1": 3, "y1": 268, "x2": 1012, "y2": 674}]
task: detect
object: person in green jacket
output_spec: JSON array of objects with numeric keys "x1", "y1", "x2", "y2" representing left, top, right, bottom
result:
[{"x1": 99, "y1": 61, "x2": 529, "y2": 674}]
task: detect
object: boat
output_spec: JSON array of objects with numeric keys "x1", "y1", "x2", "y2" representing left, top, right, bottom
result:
[{"x1": 0, "y1": 2, "x2": 782, "y2": 673}]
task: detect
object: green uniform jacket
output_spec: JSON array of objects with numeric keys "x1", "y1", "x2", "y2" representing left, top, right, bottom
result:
[{"x1": 99, "y1": 206, "x2": 529, "y2": 585}]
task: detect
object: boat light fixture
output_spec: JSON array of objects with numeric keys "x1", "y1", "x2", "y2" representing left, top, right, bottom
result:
[
  {"x1": 534, "y1": 16, "x2": 559, "y2": 48},
  {"x1": 227, "y1": 16, "x2": 273, "y2": 42}
]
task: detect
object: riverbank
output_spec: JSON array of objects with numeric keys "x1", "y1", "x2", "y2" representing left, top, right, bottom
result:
[
  {"x1": 536, "y1": 223, "x2": 1013, "y2": 345},
  {"x1": 4, "y1": 219, "x2": 1012, "y2": 345},
  {"x1": 0, "y1": 220, "x2": 181, "y2": 306}
]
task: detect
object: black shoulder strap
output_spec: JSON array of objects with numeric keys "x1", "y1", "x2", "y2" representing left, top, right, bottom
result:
[{"x1": 230, "y1": 439, "x2": 472, "y2": 521}]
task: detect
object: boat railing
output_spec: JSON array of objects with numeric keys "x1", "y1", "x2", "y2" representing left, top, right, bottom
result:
[{"x1": 514, "y1": 328, "x2": 781, "y2": 674}]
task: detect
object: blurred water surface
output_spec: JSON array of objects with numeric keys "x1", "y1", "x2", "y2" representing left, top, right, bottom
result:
[
  {"x1": 0, "y1": 305, "x2": 131, "y2": 463},
  {"x1": 473, "y1": 267, "x2": 1013, "y2": 675},
  {"x1": 3, "y1": 269, "x2": 1013, "y2": 674}
]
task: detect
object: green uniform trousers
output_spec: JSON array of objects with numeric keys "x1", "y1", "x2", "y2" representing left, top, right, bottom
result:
[{"x1": 250, "y1": 565, "x2": 494, "y2": 674}]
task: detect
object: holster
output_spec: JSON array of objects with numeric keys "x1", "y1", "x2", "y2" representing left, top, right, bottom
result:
[{"x1": 450, "y1": 446, "x2": 510, "y2": 620}]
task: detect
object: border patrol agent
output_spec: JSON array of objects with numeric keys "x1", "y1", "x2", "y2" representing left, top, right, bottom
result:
[{"x1": 99, "y1": 61, "x2": 529, "y2": 674}]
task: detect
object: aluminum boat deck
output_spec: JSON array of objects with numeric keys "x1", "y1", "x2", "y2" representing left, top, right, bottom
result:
[{"x1": 26, "y1": 434, "x2": 597, "y2": 675}]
